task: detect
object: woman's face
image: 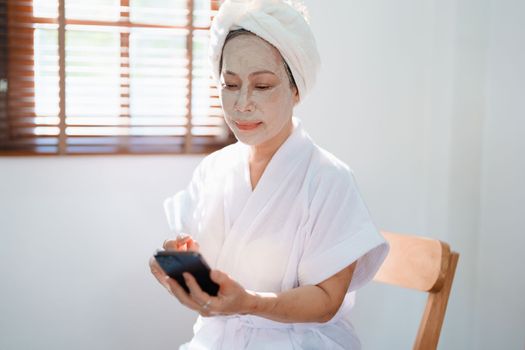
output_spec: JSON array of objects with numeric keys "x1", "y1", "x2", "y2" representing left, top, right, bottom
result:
[{"x1": 219, "y1": 34, "x2": 299, "y2": 146}]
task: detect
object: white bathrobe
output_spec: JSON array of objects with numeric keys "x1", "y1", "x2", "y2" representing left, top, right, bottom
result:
[{"x1": 164, "y1": 117, "x2": 388, "y2": 349}]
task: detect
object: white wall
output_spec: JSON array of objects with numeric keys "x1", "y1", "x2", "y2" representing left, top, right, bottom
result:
[
  {"x1": 1, "y1": 0, "x2": 524, "y2": 349},
  {"x1": 0, "y1": 156, "x2": 202, "y2": 350},
  {"x1": 473, "y1": 0, "x2": 525, "y2": 348}
]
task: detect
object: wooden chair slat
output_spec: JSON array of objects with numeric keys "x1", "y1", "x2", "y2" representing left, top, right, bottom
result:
[{"x1": 373, "y1": 231, "x2": 460, "y2": 350}]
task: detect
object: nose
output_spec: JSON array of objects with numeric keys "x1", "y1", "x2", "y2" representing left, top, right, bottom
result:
[{"x1": 234, "y1": 87, "x2": 254, "y2": 113}]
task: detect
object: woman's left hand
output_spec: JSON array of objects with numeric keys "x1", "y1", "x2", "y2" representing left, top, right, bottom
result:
[
  {"x1": 159, "y1": 267, "x2": 254, "y2": 317},
  {"x1": 185, "y1": 270, "x2": 254, "y2": 317}
]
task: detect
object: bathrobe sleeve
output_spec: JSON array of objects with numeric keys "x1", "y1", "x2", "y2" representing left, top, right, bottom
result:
[
  {"x1": 297, "y1": 167, "x2": 389, "y2": 292},
  {"x1": 163, "y1": 160, "x2": 205, "y2": 235}
]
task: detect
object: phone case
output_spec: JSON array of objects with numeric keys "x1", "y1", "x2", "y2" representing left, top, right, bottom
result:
[{"x1": 154, "y1": 251, "x2": 219, "y2": 296}]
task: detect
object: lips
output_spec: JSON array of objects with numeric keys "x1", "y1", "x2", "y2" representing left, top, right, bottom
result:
[{"x1": 234, "y1": 121, "x2": 262, "y2": 131}]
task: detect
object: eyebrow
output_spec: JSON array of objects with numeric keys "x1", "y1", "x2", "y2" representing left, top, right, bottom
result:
[{"x1": 224, "y1": 70, "x2": 277, "y2": 77}]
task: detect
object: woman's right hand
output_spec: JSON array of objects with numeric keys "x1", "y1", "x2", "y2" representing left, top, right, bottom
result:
[{"x1": 162, "y1": 234, "x2": 200, "y2": 252}]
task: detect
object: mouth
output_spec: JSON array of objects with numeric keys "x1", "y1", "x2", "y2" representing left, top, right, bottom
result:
[{"x1": 234, "y1": 120, "x2": 263, "y2": 131}]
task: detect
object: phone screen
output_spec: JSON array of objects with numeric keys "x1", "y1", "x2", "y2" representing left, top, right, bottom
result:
[{"x1": 154, "y1": 251, "x2": 219, "y2": 296}]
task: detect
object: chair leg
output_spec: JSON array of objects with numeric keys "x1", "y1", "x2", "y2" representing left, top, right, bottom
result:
[{"x1": 413, "y1": 252, "x2": 459, "y2": 350}]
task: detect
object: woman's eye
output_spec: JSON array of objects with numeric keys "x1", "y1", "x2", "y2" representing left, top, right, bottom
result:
[
  {"x1": 222, "y1": 83, "x2": 238, "y2": 89},
  {"x1": 255, "y1": 85, "x2": 271, "y2": 90}
]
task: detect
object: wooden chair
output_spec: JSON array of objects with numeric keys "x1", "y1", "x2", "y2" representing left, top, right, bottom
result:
[{"x1": 373, "y1": 231, "x2": 460, "y2": 350}]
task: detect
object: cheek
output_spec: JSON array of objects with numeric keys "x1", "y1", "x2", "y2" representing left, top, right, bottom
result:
[
  {"x1": 262, "y1": 88, "x2": 294, "y2": 115},
  {"x1": 220, "y1": 91, "x2": 236, "y2": 112}
]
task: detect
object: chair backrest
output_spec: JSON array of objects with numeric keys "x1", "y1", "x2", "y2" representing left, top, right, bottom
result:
[{"x1": 373, "y1": 231, "x2": 460, "y2": 350}]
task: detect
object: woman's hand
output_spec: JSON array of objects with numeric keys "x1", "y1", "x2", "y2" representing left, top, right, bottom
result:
[
  {"x1": 162, "y1": 234, "x2": 200, "y2": 252},
  {"x1": 149, "y1": 235, "x2": 252, "y2": 317},
  {"x1": 181, "y1": 269, "x2": 253, "y2": 317}
]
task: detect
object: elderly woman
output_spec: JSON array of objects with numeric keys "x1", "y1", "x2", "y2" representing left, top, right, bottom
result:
[{"x1": 149, "y1": 0, "x2": 388, "y2": 348}]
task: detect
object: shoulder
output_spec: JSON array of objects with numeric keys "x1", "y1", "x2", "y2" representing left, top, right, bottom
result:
[
  {"x1": 194, "y1": 142, "x2": 243, "y2": 176},
  {"x1": 307, "y1": 144, "x2": 355, "y2": 189},
  {"x1": 301, "y1": 144, "x2": 364, "y2": 210}
]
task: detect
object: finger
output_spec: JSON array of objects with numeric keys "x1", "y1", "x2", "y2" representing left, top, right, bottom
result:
[
  {"x1": 210, "y1": 270, "x2": 234, "y2": 296},
  {"x1": 162, "y1": 239, "x2": 176, "y2": 250},
  {"x1": 186, "y1": 238, "x2": 200, "y2": 252},
  {"x1": 150, "y1": 258, "x2": 180, "y2": 296},
  {"x1": 210, "y1": 269, "x2": 227, "y2": 285},
  {"x1": 149, "y1": 257, "x2": 168, "y2": 282},
  {"x1": 183, "y1": 273, "x2": 220, "y2": 314},
  {"x1": 183, "y1": 272, "x2": 213, "y2": 306},
  {"x1": 175, "y1": 234, "x2": 193, "y2": 251},
  {"x1": 163, "y1": 237, "x2": 190, "y2": 251},
  {"x1": 164, "y1": 276, "x2": 202, "y2": 310}
]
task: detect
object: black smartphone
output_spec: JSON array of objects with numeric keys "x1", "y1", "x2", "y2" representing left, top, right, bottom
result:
[{"x1": 154, "y1": 250, "x2": 219, "y2": 296}]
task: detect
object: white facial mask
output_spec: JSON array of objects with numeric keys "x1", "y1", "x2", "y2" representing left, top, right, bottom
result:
[{"x1": 219, "y1": 35, "x2": 298, "y2": 146}]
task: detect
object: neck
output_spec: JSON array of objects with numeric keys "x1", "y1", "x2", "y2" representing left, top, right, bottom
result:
[{"x1": 249, "y1": 118, "x2": 294, "y2": 163}]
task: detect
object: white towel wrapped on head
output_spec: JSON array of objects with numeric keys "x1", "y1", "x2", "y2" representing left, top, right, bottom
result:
[{"x1": 209, "y1": 0, "x2": 321, "y2": 101}]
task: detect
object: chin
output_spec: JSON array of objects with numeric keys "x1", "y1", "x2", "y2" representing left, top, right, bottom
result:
[
  {"x1": 236, "y1": 135, "x2": 261, "y2": 146},
  {"x1": 234, "y1": 132, "x2": 268, "y2": 146}
]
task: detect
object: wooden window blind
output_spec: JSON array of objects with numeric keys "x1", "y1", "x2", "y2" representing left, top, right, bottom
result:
[
  {"x1": 1, "y1": 0, "x2": 233, "y2": 155},
  {"x1": 0, "y1": 1, "x2": 7, "y2": 139}
]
